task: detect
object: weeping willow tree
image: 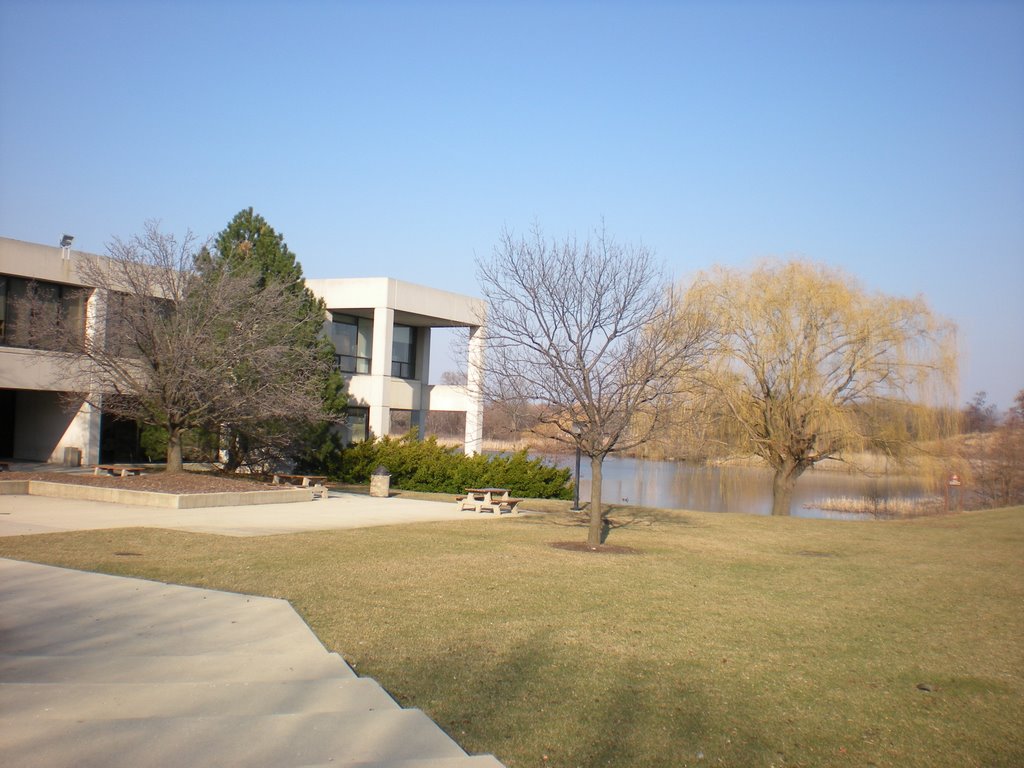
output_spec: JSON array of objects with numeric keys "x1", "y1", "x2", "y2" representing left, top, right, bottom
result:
[{"x1": 684, "y1": 260, "x2": 957, "y2": 515}]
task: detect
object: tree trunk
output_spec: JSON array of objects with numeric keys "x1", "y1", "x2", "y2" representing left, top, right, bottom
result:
[
  {"x1": 222, "y1": 430, "x2": 242, "y2": 472},
  {"x1": 771, "y1": 461, "x2": 804, "y2": 516},
  {"x1": 166, "y1": 427, "x2": 184, "y2": 473},
  {"x1": 588, "y1": 455, "x2": 604, "y2": 547}
]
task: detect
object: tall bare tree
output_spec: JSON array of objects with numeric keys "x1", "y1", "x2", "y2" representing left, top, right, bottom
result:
[
  {"x1": 44, "y1": 222, "x2": 333, "y2": 472},
  {"x1": 969, "y1": 389, "x2": 1024, "y2": 508},
  {"x1": 685, "y1": 259, "x2": 957, "y2": 515},
  {"x1": 477, "y1": 224, "x2": 714, "y2": 546},
  {"x1": 962, "y1": 391, "x2": 999, "y2": 434}
]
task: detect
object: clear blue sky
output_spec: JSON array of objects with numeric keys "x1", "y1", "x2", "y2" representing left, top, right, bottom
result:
[{"x1": 2, "y1": 0, "x2": 1021, "y2": 407}]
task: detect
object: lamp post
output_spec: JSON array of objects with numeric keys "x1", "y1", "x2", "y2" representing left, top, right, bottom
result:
[
  {"x1": 60, "y1": 234, "x2": 73, "y2": 260},
  {"x1": 571, "y1": 422, "x2": 582, "y2": 511}
]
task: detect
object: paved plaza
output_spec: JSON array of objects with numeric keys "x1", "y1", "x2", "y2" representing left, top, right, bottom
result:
[
  {"x1": 0, "y1": 489, "x2": 518, "y2": 537},
  {"x1": 0, "y1": 491, "x2": 509, "y2": 767}
]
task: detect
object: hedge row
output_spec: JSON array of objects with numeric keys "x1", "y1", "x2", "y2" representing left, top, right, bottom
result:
[{"x1": 331, "y1": 434, "x2": 573, "y2": 499}]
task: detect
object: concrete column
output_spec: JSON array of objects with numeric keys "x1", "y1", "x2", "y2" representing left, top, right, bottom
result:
[
  {"x1": 464, "y1": 325, "x2": 484, "y2": 455},
  {"x1": 411, "y1": 327, "x2": 431, "y2": 437},
  {"x1": 81, "y1": 290, "x2": 105, "y2": 465},
  {"x1": 370, "y1": 307, "x2": 394, "y2": 377},
  {"x1": 85, "y1": 287, "x2": 106, "y2": 351},
  {"x1": 370, "y1": 405, "x2": 391, "y2": 440},
  {"x1": 35, "y1": 394, "x2": 100, "y2": 465},
  {"x1": 368, "y1": 307, "x2": 395, "y2": 439},
  {"x1": 81, "y1": 397, "x2": 102, "y2": 465}
]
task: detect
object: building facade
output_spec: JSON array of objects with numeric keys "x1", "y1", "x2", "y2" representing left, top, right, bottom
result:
[
  {"x1": 306, "y1": 277, "x2": 485, "y2": 455},
  {"x1": 0, "y1": 236, "x2": 486, "y2": 465},
  {"x1": 0, "y1": 237, "x2": 103, "y2": 463}
]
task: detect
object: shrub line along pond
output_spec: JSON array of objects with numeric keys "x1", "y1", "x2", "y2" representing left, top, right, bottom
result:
[
  {"x1": 546, "y1": 454, "x2": 933, "y2": 519},
  {"x1": 324, "y1": 435, "x2": 936, "y2": 519}
]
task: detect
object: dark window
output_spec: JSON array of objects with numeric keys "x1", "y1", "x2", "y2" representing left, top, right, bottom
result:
[
  {"x1": 331, "y1": 313, "x2": 372, "y2": 374},
  {"x1": 0, "y1": 275, "x2": 88, "y2": 351},
  {"x1": 391, "y1": 325, "x2": 417, "y2": 379},
  {"x1": 99, "y1": 414, "x2": 143, "y2": 464},
  {"x1": 388, "y1": 408, "x2": 412, "y2": 435},
  {"x1": 102, "y1": 291, "x2": 169, "y2": 358},
  {"x1": 345, "y1": 406, "x2": 369, "y2": 443},
  {"x1": 61, "y1": 285, "x2": 88, "y2": 348},
  {"x1": 103, "y1": 292, "x2": 133, "y2": 356},
  {"x1": 0, "y1": 278, "x2": 6, "y2": 341},
  {"x1": 0, "y1": 389, "x2": 14, "y2": 458}
]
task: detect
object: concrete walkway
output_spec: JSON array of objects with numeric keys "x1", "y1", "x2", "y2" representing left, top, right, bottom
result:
[
  {"x1": 0, "y1": 493, "x2": 511, "y2": 766},
  {"x1": 0, "y1": 490, "x2": 520, "y2": 537}
]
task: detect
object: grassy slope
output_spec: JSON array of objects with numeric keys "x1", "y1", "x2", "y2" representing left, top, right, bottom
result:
[{"x1": 1, "y1": 507, "x2": 1021, "y2": 768}]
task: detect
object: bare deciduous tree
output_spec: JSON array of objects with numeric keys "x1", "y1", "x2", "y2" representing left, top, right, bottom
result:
[
  {"x1": 44, "y1": 221, "x2": 334, "y2": 472},
  {"x1": 685, "y1": 259, "x2": 957, "y2": 515},
  {"x1": 477, "y1": 224, "x2": 714, "y2": 546},
  {"x1": 969, "y1": 389, "x2": 1024, "y2": 508},
  {"x1": 962, "y1": 391, "x2": 999, "y2": 434}
]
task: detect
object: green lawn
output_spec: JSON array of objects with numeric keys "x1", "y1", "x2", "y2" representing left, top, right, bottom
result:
[{"x1": 1, "y1": 506, "x2": 1022, "y2": 768}]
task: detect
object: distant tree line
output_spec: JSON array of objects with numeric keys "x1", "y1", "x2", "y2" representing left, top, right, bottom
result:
[
  {"x1": 475, "y1": 225, "x2": 959, "y2": 531},
  {"x1": 965, "y1": 390, "x2": 1024, "y2": 508},
  {"x1": 33, "y1": 212, "x2": 1019, "y2": 525}
]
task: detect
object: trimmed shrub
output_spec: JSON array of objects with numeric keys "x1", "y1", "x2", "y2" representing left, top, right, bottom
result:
[{"x1": 333, "y1": 433, "x2": 572, "y2": 499}]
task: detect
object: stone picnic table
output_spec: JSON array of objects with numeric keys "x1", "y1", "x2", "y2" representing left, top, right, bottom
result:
[{"x1": 456, "y1": 487, "x2": 524, "y2": 515}]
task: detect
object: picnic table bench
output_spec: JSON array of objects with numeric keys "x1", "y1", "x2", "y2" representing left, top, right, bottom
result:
[
  {"x1": 272, "y1": 473, "x2": 330, "y2": 499},
  {"x1": 94, "y1": 464, "x2": 146, "y2": 477},
  {"x1": 456, "y1": 488, "x2": 524, "y2": 515},
  {"x1": 272, "y1": 473, "x2": 327, "y2": 487}
]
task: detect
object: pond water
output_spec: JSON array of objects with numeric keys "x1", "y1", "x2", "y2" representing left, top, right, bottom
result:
[{"x1": 547, "y1": 454, "x2": 931, "y2": 520}]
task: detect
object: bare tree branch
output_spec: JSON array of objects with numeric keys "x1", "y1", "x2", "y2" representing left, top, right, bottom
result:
[
  {"x1": 32, "y1": 222, "x2": 333, "y2": 472},
  {"x1": 476, "y1": 223, "x2": 715, "y2": 546}
]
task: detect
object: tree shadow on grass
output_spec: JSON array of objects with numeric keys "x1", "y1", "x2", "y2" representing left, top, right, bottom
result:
[
  {"x1": 529, "y1": 505, "x2": 705, "y2": 549},
  {"x1": 385, "y1": 629, "x2": 772, "y2": 767}
]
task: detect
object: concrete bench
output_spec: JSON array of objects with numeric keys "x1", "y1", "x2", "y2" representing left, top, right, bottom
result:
[
  {"x1": 94, "y1": 465, "x2": 146, "y2": 477},
  {"x1": 273, "y1": 474, "x2": 329, "y2": 500},
  {"x1": 500, "y1": 497, "x2": 525, "y2": 513},
  {"x1": 272, "y1": 473, "x2": 328, "y2": 487}
]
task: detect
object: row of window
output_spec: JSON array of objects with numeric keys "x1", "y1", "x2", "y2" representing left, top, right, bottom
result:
[
  {"x1": 331, "y1": 313, "x2": 419, "y2": 380},
  {"x1": 0, "y1": 275, "x2": 88, "y2": 352},
  {"x1": 0, "y1": 277, "x2": 424, "y2": 381}
]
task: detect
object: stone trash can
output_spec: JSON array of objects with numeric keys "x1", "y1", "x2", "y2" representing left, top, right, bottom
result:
[
  {"x1": 63, "y1": 447, "x2": 82, "y2": 467},
  {"x1": 369, "y1": 466, "x2": 391, "y2": 498}
]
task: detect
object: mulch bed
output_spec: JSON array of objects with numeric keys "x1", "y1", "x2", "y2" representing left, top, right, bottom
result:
[
  {"x1": 549, "y1": 541, "x2": 641, "y2": 555},
  {"x1": 1, "y1": 470, "x2": 286, "y2": 495}
]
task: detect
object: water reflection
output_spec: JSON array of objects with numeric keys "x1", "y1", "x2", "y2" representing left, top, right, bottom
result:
[{"x1": 549, "y1": 454, "x2": 929, "y2": 519}]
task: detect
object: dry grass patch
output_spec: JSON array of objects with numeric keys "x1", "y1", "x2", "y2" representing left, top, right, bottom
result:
[{"x1": 1, "y1": 507, "x2": 1022, "y2": 767}]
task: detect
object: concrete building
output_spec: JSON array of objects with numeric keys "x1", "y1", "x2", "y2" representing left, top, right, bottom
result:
[
  {"x1": 0, "y1": 236, "x2": 486, "y2": 465},
  {"x1": 0, "y1": 237, "x2": 102, "y2": 464},
  {"x1": 306, "y1": 278, "x2": 485, "y2": 454}
]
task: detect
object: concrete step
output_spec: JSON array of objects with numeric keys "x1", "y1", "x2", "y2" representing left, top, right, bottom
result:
[
  {"x1": 1, "y1": 677, "x2": 400, "y2": 719},
  {"x1": 297, "y1": 757, "x2": 506, "y2": 768},
  {"x1": 0, "y1": 559, "x2": 505, "y2": 767},
  {"x1": 0, "y1": 652, "x2": 355, "y2": 683},
  {"x1": 0, "y1": 560, "x2": 332, "y2": 659},
  {"x1": 0, "y1": 709, "x2": 469, "y2": 768}
]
